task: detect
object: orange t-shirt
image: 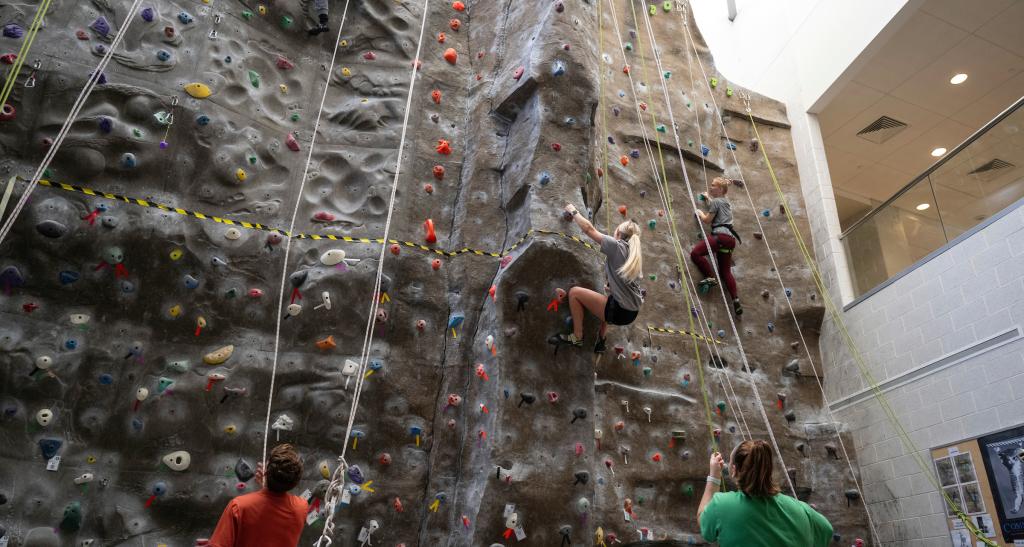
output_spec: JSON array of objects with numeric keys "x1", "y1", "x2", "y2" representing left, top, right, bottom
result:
[{"x1": 209, "y1": 489, "x2": 308, "y2": 547}]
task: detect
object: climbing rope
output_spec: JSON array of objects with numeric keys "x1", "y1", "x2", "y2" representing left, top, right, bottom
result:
[
  {"x1": 315, "y1": 1, "x2": 432, "y2": 544},
  {"x1": 260, "y1": 0, "x2": 354, "y2": 465},
  {"x1": 674, "y1": 7, "x2": 880, "y2": 542},
  {"x1": 597, "y1": 0, "x2": 612, "y2": 233},
  {"x1": 0, "y1": 0, "x2": 52, "y2": 113},
  {"x1": 626, "y1": 0, "x2": 796, "y2": 497},
  {"x1": 0, "y1": 0, "x2": 147, "y2": 245},
  {"x1": 604, "y1": 0, "x2": 724, "y2": 453}
]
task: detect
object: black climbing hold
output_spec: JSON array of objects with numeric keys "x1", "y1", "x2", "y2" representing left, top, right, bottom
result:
[
  {"x1": 571, "y1": 408, "x2": 587, "y2": 423},
  {"x1": 708, "y1": 355, "x2": 728, "y2": 368},
  {"x1": 290, "y1": 270, "x2": 308, "y2": 287},
  {"x1": 39, "y1": 438, "x2": 62, "y2": 459},
  {"x1": 36, "y1": 220, "x2": 68, "y2": 238},
  {"x1": 518, "y1": 393, "x2": 536, "y2": 407},
  {"x1": 515, "y1": 291, "x2": 529, "y2": 311},
  {"x1": 573, "y1": 471, "x2": 589, "y2": 485},
  {"x1": 844, "y1": 489, "x2": 860, "y2": 506},
  {"x1": 784, "y1": 410, "x2": 796, "y2": 422},
  {"x1": 235, "y1": 458, "x2": 255, "y2": 482}
]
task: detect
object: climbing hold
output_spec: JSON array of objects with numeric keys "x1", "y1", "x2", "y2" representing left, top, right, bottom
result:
[
  {"x1": 162, "y1": 450, "x2": 191, "y2": 471},
  {"x1": 203, "y1": 345, "x2": 234, "y2": 365},
  {"x1": 157, "y1": 49, "x2": 171, "y2": 62},
  {"x1": 280, "y1": 15, "x2": 293, "y2": 28},
  {"x1": 178, "y1": 11, "x2": 194, "y2": 24},
  {"x1": 431, "y1": 89, "x2": 442, "y2": 104},
  {"x1": 727, "y1": 87, "x2": 734, "y2": 97},
  {"x1": 436, "y1": 139, "x2": 451, "y2": 155},
  {"x1": 424, "y1": 219, "x2": 437, "y2": 243},
  {"x1": 443, "y1": 48, "x2": 458, "y2": 64},
  {"x1": 91, "y1": 17, "x2": 111, "y2": 36},
  {"x1": 235, "y1": 168, "x2": 248, "y2": 182},
  {"x1": 618, "y1": 205, "x2": 627, "y2": 216},
  {"x1": 60, "y1": 501, "x2": 83, "y2": 532},
  {"x1": 710, "y1": 77, "x2": 718, "y2": 88},
  {"x1": 35, "y1": 408, "x2": 54, "y2": 427},
  {"x1": 0, "y1": 103, "x2": 15, "y2": 122},
  {"x1": 316, "y1": 336, "x2": 336, "y2": 350},
  {"x1": 701, "y1": 144, "x2": 710, "y2": 157},
  {"x1": 320, "y1": 249, "x2": 346, "y2": 266},
  {"x1": 184, "y1": 83, "x2": 212, "y2": 98},
  {"x1": 431, "y1": 259, "x2": 442, "y2": 271},
  {"x1": 36, "y1": 220, "x2": 68, "y2": 238},
  {"x1": 619, "y1": 155, "x2": 629, "y2": 166},
  {"x1": 452, "y1": 1, "x2": 466, "y2": 11},
  {"x1": 121, "y1": 153, "x2": 137, "y2": 169},
  {"x1": 513, "y1": 66, "x2": 525, "y2": 80},
  {"x1": 224, "y1": 227, "x2": 242, "y2": 240},
  {"x1": 433, "y1": 165, "x2": 445, "y2": 179},
  {"x1": 552, "y1": 60, "x2": 566, "y2": 76}
]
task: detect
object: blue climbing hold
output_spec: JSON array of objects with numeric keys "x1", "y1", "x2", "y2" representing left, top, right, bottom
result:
[
  {"x1": 91, "y1": 17, "x2": 111, "y2": 36},
  {"x1": 761, "y1": 209, "x2": 771, "y2": 217},
  {"x1": 717, "y1": 329, "x2": 726, "y2": 339},
  {"x1": 564, "y1": 116, "x2": 576, "y2": 126},
  {"x1": 701, "y1": 144, "x2": 710, "y2": 157},
  {"x1": 183, "y1": 274, "x2": 199, "y2": 289},
  {"x1": 131, "y1": 417, "x2": 144, "y2": 431},
  {"x1": 59, "y1": 271, "x2": 80, "y2": 285},
  {"x1": 178, "y1": 11, "x2": 194, "y2": 24},
  {"x1": 630, "y1": 149, "x2": 640, "y2": 159},
  {"x1": 152, "y1": 481, "x2": 168, "y2": 496},
  {"x1": 98, "y1": 373, "x2": 114, "y2": 385},
  {"x1": 369, "y1": 360, "x2": 383, "y2": 372},
  {"x1": 196, "y1": 114, "x2": 211, "y2": 126},
  {"x1": 65, "y1": 339, "x2": 78, "y2": 350},
  {"x1": 552, "y1": 60, "x2": 566, "y2": 76},
  {"x1": 98, "y1": 117, "x2": 113, "y2": 133},
  {"x1": 539, "y1": 172, "x2": 551, "y2": 186},
  {"x1": 141, "y1": 7, "x2": 155, "y2": 22},
  {"x1": 121, "y1": 153, "x2": 137, "y2": 169},
  {"x1": 39, "y1": 438, "x2": 62, "y2": 459},
  {"x1": 120, "y1": 280, "x2": 136, "y2": 293},
  {"x1": 726, "y1": 142, "x2": 737, "y2": 150},
  {"x1": 2, "y1": 24, "x2": 24, "y2": 39},
  {"x1": 767, "y1": 321, "x2": 775, "y2": 333},
  {"x1": 157, "y1": 50, "x2": 171, "y2": 62},
  {"x1": 785, "y1": 288, "x2": 792, "y2": 298}
]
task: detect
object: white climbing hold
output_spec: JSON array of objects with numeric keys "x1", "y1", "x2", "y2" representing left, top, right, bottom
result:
[
  {"x1": 162, "y1": 450, "x2": 191, "y2": 471},
  {"x1": 36, "y1": 408, "x2": 54, "y2": 427},
  {"x1": 320, "y1": 249, "x2": 346, "y2": 266}
]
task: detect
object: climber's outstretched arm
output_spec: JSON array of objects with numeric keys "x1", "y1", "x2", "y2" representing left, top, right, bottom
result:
[{"x1": 564, "y1": 203, "x2": 604, "y2": 244}]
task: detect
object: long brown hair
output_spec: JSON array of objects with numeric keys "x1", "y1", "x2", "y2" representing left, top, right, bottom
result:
[{"x1": 730, "y1": 440, "x2": 780, "y2": 497}]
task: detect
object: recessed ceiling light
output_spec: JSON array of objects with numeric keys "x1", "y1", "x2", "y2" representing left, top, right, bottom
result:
[
  {"x1": 916, "y1": 203, "x2": 931, "y2": 211},
  {"x1": 950, "y1": 73, "x2": 968, "y2": 85},
  {"x1": 931, "y1": 147, "x2": 947, "y2": 157}
]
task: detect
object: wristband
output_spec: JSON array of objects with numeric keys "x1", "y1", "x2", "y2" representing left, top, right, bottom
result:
[
  {"x1": 706, "y1": 475, "x2": 721, "y2": 485},
  {"x1": 571, "y1": 210, "x2": 579, "y2": 216}
]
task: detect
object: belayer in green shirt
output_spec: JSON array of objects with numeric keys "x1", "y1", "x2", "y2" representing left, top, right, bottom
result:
[{"x1": 698, "y1": 440, "x2": 834, "y2": 546}]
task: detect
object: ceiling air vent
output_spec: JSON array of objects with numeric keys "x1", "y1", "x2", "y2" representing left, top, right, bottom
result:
[
  {"x1": 968, "y1": 158, "x2": 1015, "y2": 182},
  {"x1": 856, "y1": 115, "x2": 908, "y2": 144}
]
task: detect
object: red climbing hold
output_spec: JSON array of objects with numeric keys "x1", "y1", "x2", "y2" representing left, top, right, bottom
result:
[
  {"x1": 513, "y1": 66, "x2": 524, "y2": 80},
  {"x1": 390, "y1": 244, "x2": 401, "y2": 255},
  {"x1": 432, "y1": 259, "x2": 442, "y2": 271},
  {"x1": 433, "y1": 165, "x2": 445, "y2": 180},
  {"x1": 452, "y1": 1, "x2": 466, "y2": 11},
  {"x1": 619, "y1": 155, "x2": 629, "y2": 166},
  {"x1": 313, "y1": 211, "x2": 336, "y2": 222},
  {"x1": 363, "y1": 51, "x2": 377, "y2": 61},
  {"x1": 618, "y1": 205, "x2": 627, "y2": 216},
  {"x1": 596, "y1": 167, "x2": 604, "y2": 178},
  {"x1": 0, "y1": 54, "x2": 16, "y2": 64},
  {"x1": 652, "y1": 453, "x2": 662, "y2": 462},
  {"x1": 449, "y1": 18, "x2": 461, "y2": 31},
  {"x1": 248, "y1": 288, "x2": 264, "y2": 298},
  {"x1": 431, "y1": 89, "x2": 442, "y2": 104},
  {"x1": 546, "y1": 392, "x2": 559, "y2": 404},
  {"x1": 443, "y1": 48, "x2": 458, "y2": 64},
  {"x1": 436, "y1": 139, "x2": 452, "y2": 155},
  {"x1": 622, "y1": 65, "x2": 630, "y2": 74},
  {"x1": 276, "y1": 56, "x2": 295, "y2": 70},
  {"x1": 285, "y1": 133, "x2": 300, "y2": 152},
  {"x1": 477, "y1": 51, "x2": 485, "y2": 59},
  {"x1": 563, "y1": 43, "x2": 571, "y2": 51},
  {"x1": 0, "y1": 103, "x2": 15, "y2": 122},
  {"x1": 639, "y1": 102, "x2": 648, "y2": 112},
  {"x1": 423, "y1": 219, "x2": 437, "y2": 243},
  {"x1": 551, "y1": 143, "x2": 562, "y2": 152},
  {"x1": 423, "y1": 183, "x2": 434, "y2": 194},
  {"x1": 438, "y1": 32, "x2": 446, "y2": 43},
  {"x1": 75, "y1": 30, "x2": 89, "y2": 40}
]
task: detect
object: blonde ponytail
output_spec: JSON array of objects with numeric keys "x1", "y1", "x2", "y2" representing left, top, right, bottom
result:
[{"x1": 615, "y1": 221, "x2": 643, "y2": 280}]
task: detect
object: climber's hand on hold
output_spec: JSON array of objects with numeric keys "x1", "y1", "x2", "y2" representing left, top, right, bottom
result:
[
  {"x1": 564, "y1": 203, "x2": 578, "y2": 215},
  {"x1": 708, "y1": 452, "x2": 724, "y2": 479}
]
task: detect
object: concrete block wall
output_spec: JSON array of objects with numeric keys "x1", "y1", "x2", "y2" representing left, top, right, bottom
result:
[{"x1": 824, "y1": 202, "x2": 1024, "y2": 545}]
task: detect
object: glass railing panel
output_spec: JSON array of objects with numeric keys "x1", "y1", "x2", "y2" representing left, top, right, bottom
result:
[
  {"x1": 842, "y1": 180, "x2": 944, "y2": 296},
  {"x1": 930, "y1": 106, "x2": 1024, "y2": 240}
]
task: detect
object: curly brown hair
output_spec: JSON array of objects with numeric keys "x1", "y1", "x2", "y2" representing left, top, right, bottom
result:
[{"x1": 266, "y1": 444, "x2": 303, "y2": 493}]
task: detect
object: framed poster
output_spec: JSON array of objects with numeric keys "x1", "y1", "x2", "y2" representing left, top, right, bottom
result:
[
  {"x1": 978, "y1": 426, "x2": 1024, "y2": 543},
  {"x1": 932, "y1": 440, "x2": 1003, "y2": 545}
]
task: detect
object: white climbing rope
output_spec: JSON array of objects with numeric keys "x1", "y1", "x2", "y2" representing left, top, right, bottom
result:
[
  {"x1": 260, "y1": 0, "x2": 354, "y2": 466},
  {"x1": 674, "y1": 6, "x2": 879, "y2": 541},
  {"x1": 628, "y1": 0, "x2": 796, "y2": 497},
  {"x1": 0, "y1": 0, "x2": 147, "y2": 245},
  {"x1": 605, "y1": 0, "x2": 752, "y2": 444},
  {"x1": 315, "y1": 1, "x2": 432, "y2": 544}
]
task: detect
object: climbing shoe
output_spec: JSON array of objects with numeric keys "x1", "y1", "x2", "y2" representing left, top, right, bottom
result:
[
  {"x1": 308, "y1": 24, "x2": 328, "y2": 36},
  {"x1": 733, "y1": 298, "x2": 743, "y2": 316},
  {"x1": 697, "y1": 277, "x2": 718, "y2": 294},
  {"x1": 594, "y1": 337, "x2": 607, "y2": 354},
  {"x1": 557, "y1": 333, "x2": 584, "y2": 347}
]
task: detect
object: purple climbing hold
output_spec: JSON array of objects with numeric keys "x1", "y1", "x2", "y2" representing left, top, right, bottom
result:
[
  {"x1": 98, "y1": 117, "x2": 113, "y2": 133},
  {"x1": 3, "y1": 24, "x2": 24, "y2": 39},
  {"x1": 0, "y1": 265, "x2": 25, "y2": 295},
  {"x1": 630, "y1": 149, "x2": 640, "y2": 159},
  {"x1": 347, "y1": 465, "x2": 365, "y2": 484},
  {"x1": 91, "y1": 17, "x2": 111, "y2": 36},
  {"x1": 91, "y1": 71, "x2": 108, "y2": 85},
  {"x1": 94, "y1": 44, "x2": 107, "y2": 54},
  {"x1": 141, "y1": 7, "x2": 155, "y2": 22}
]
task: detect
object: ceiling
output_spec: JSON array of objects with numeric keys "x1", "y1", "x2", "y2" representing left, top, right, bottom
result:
[{"x1": 818, "y1": 0, "x2": 1024, "y2": 230}]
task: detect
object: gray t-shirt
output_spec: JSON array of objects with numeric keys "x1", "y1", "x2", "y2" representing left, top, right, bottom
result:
[
  {"x1": 601, "y1": 235, "x2": 644, "y2": 311},
  {"x1": 708, "y1": 197, "x2": 733, "y2": 236}
]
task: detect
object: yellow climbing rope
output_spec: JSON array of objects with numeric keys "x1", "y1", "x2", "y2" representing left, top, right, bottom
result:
[
  {"x1": 746, "y1": 107, "x2": 997, "y2": 547},
  {"x1": 0, "y1": 0, "x2": 51, "y2": 111},
  {"x1": 598, "y1": 0, "x2": 612, "y2": 234}
]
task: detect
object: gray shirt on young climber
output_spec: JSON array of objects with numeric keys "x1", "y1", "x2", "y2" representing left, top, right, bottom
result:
[
  {"x1": 708, "y1": 197, "x2": 733, "y2": 236},
  {"x1": 601, "y1": 235, "x2": 644, "y2": 311}
]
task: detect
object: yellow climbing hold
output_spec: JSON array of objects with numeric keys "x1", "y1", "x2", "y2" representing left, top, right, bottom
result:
[
  {"x1": 184, "y1": 83, "x2": 212, "y2": 99},
  {"x1": 169, "y1": 305, "x2": 182, "y2": 318},
  {"x1": 235, "y1": 168, "x2": 247, "y2": 182},
  {"x1": 341, "y1": 67, "x2": 352, "y2": 77},
  {"x1": 169, "y1": 248, "x2": 183, "y2": 261},
  {"x1": 224, "y1": 424, "x2": 237, "y2": 434},
  {"x1": 257, "y1": 5, "x2": 267, "y2": 15},
  {"x1": 340, "y1": 39, "x2": 348, "y2": 47},
  {"x1": 279, "y1": 84, "x2": 288, "y2": 94},
  {"x1": 203, "y1": 345, "x2": 234, "y2": 365}
]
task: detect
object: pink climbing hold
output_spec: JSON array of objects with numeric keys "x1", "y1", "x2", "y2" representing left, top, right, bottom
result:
[
  {"x1": 248, "y1": 288, "x2": 264, "y2": 298},
  {"x1": 513, "y1": 66, "x2": 524, "y2": 80},
  {"x1": 0, "y1": 103, "x2": 15, "y2": 122},
  {"x1": 363, "y1": 51, "x2": 377, "y2": 61},
  {"x1": 547, "y1": 391, "x2": 559, "y2": 404},
  {"x1": 276, "y1": 56, "x2": 295, "y2": 70},
  {"x1": 285, "y1": 133, "x2": 300, "y2": 152},
  {"x1": 76, "y1": 30, "x2": 89, "y2": 40},
  {"x1": 313, "y1": 211, "x2": 335, "y2": 222}
]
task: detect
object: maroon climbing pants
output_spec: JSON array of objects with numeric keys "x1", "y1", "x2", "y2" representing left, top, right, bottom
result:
[{"x1": 691, "y1": 234, "x2": 738, "y2": 299}]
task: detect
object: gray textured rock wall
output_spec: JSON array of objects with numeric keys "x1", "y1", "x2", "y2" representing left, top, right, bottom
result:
[{"x1": 0, "y1": 0, "x2": 870, "y2": 545}]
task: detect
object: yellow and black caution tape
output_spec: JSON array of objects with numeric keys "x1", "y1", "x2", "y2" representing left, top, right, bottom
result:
[
  {"x1": 33, "y1": 179, "x2": 599, "y2": 258},
  {"x1": 647, "y1": 325, "x2": 722, "y2": 345}
]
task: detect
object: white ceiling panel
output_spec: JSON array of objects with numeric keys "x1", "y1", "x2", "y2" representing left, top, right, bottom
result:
[
  {"x1": 842, "y1": 163, "x2": 915, "y2": 201},
  {"x1": 920, "y1": 0, "x2": 1015, "y2": 33},
  {"x1": 976, "y1": 1, "x2": 1024, "y2": 57},
  {"x1": 819, "y1": 82, "x2": 885, "y2": 137},
  {"x1": 828, "y1": 95, "x2": 945, "y2": 158},
  {"x1": 852, "y1": 12, "x2": 967, "y2": 93},
  {"x1": 950, "y1": 73, "x2": 1024, "y2": 128},
  {"x1": 877, "y1": 117, "x2": 976, "y2": 175}
]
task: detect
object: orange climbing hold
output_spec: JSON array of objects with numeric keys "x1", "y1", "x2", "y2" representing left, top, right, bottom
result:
[
  {"x1": 432, "y1": 258, "x2": 442, "y2": 271},
  {"x1": 431, "y1": 89, "x2": 442, "y2": 104},
  {"x1": 622, "y1": 65, "x2": 631, "y2": 74},
  {"x1": 619, "y1": 155, "x2": 629, "y2": 166},
  {"x1": 452, "y1": 1, "x2": 466, "y2": 11},
  {"x1": 436, "y1": 139, "x2": 452, "y2": 155},
  {"x1": 618, "y1": 205, "x2": 627, "y2": 216},
  {"x1": 424, "y1": 218, "x2": 437, "y2": 244},
  {"x1": 316, "y1": 335, "x2": 336, "y2": 350},
  {"x1": 433, "y1": 165, "x2": 445, "y2": 180},
  {"x1": 438, "y1": 32, "x2": 446, "y2": 43},
  {"x1": 443, "y1": 48, "x2": 458, "y2": 64}
]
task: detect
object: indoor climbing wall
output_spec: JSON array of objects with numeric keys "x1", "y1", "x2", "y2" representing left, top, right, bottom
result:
[{"x1": 0, "y1": 0, "x2": 870, "y2": 545}]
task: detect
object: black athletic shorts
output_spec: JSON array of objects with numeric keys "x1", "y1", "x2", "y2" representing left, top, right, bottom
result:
[{"x1": 604, "y1": 295, "x2": 639, "y2": 326}]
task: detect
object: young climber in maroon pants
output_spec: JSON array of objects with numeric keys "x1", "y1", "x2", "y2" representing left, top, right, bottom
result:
[
  {"x1": 692, "y1": 177, "x2": 743, "y2": 316},
  {"x1": 558, "y1": 203, "x2": 645, "y2": 353}
]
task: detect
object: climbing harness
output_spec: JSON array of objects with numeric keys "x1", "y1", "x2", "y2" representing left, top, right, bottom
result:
[{"x1": 0, "y1": 0, "x2": 147, "y2": 246}]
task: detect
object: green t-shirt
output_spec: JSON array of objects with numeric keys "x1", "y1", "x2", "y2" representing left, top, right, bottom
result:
[{"x1": 700, "y1": 491, "x2": 833, "y2": 546}]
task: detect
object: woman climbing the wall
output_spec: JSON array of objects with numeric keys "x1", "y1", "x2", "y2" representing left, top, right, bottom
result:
[
  {"x1": 692, "y1": 177, "x2": 743, "y2": 316},
  {"x1": 698, "y1": 440, "x2": 834, "y2": 546},
  {"x1": 557, "y1": 203, "x2": 644, "y2": 353}
]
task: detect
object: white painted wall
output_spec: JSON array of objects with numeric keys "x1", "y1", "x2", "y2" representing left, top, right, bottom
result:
[{"x1": 692, "y1": 1, "x2": 1024, "y2": 545}]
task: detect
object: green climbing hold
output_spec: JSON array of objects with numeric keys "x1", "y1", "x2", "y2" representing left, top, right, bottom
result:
[
  {"x1": 726, "y1": 87, "x2": 734, "y2": 97},
  {"x1": 717, "y1": 400, "x2": 727, "y2": 414},
  {"x1": 710, "y1": 77, "x2": 718, "y2": 88},
  {"x1": 280, "y1": 15, "x2": 293, "y2": 29},
  {"x1": 687, "y1": 138, "x2": 694, "y2": 147},
  {"x1": 133, "y1": 128, "x2": 143, "y2": 138},
  {"x1": 60, "y1": 501, "x2": 82, "y2": 532},
  {"x1": 663, "y1": 70, "x2": 671, "y2": 79},
  {"x1": 649, "y1": 4, "x2": 657, "y2": 15},
  {"x1": 242, "y1": 10, "x2": 254, "y2": 20},
  {"x1": 684, "y1": 483, "x2": 695, "y2": 497},
  {"x1": 642, "y1": 366, "x2": 652, "y2": 377},
  {"x1": 248, "y1": 155, "x2": 257, "y2": 165},
  {"x1": 648, "y1": 219, "x2": 657, "y2": 230},
  {"x1": 656, "y1": 124, "x2": 666, "y2": 133},
  {"x1": 638, "y1": 495, "x2": 645, "y2": 505},
  {"x1": 248, "y1": 70, "x2": 261, "y2": 89},
  {"x1": 290, "y1": 113, "x2": 300, "y2": 122},
  {"x1": 686, "y1": 101, "x2": 692, "y2": 108},
  {"x1": 663, "y1": 1, "x2": 673, "y2": 11},
  {"x1": 43, "y1": 168, "x2": 53, "y2": 178},
  {"x1": 624, "y1": 42, "x2": 633, "y2": 51},
  {"x1": 648, "y1": 273, "x2": 657, "y2": 281}
]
